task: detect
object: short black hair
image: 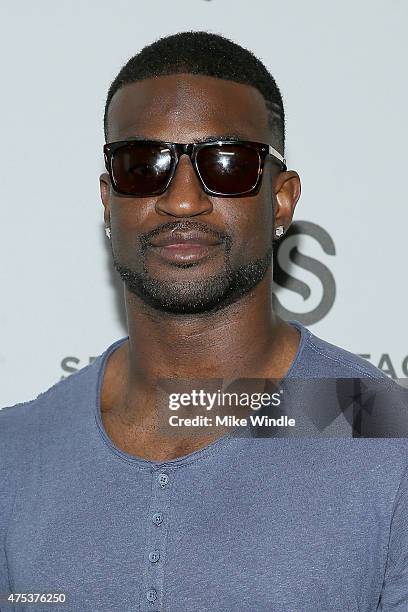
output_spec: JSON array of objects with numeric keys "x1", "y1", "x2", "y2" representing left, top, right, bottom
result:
[{"x1": 103, "y1": 31, "x2": 285, "y2": 154}]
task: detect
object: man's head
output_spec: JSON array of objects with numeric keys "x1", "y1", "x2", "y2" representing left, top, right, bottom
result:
[{"x1": 100, "y1": 31, "x2": 300, "y2": 315}]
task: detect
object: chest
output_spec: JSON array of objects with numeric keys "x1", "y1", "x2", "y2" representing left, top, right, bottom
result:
[{"x1": 5, "y1": 456, "x2": 389, "y2": 612}]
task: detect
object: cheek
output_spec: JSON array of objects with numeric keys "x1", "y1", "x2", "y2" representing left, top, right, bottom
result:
[
  {"x1": 110, "y1": 197, "x2": 150, "y2": 231},
  {"x1": 232, "y1": 199, "x2": 274, "y2": 255},
  {"x1": 109, "y1": 199, "x2": 149, "y2": 258}
]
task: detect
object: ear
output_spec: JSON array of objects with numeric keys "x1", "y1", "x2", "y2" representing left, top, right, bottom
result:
[
  {"x1": 272, "y1": 170, "x2": 301, "y2": 238},
  {"x1": 100, "y1": 172, "x2": 111, "y2": 227}
]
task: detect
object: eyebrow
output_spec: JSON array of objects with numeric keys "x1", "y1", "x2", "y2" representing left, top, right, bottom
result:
[{"x1": 122, "y1": 133, "x2": 251, "y2": 143}]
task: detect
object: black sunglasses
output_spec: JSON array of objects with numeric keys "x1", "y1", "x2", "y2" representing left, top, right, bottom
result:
[{"x1": 103, "y1": 139, "x2": 287, "y2": 197}]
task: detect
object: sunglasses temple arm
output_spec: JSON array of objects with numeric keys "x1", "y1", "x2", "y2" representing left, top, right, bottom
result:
[{"x1": 268, "y1": 145, "x2": 286, "y2": 170}]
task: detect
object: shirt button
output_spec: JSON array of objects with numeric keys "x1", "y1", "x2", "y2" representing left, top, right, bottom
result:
[
  {"x1": 149, "y1": 550, "x2": 160, "y2": 563},
  {"x1": 158, "y1": 473, "x2": 169, "y2": 487},
  {"x1": 146, "y1": 588, "x2": 157, "y2": 602},
  {"x1": 152, "y1": 512, "x2": 163, "y2": 525}
]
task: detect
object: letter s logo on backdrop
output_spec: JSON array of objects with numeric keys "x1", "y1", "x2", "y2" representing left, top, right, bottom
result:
[{"x1": 272, "y1": 220, "x2": 336, "y2": 325}]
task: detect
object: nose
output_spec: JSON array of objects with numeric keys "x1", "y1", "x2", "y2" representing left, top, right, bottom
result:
[{"x1": 154, "y1": 154, "x2": 213, "y2": 218}]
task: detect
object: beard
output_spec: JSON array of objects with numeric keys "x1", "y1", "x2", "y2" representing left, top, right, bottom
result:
[
  {"x1": 112, "y1": 241, "x2": 273, "y2": 315},
  {"x1": 111, "y1": 217, "x2": 274, "y2": 315}
]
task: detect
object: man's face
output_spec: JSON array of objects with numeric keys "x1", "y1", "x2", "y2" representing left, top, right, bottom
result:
[{"x1": 100, "y1": 74, "x2": 291, "y2": 314}]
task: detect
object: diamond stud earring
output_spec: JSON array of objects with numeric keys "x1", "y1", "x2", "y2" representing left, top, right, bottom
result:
[
  {"x1": 275, "y1": 225, "x2": 285, "y2": 238},
  {"x1": 105, "y1": 226, "x2": 111, "y2": 239}
]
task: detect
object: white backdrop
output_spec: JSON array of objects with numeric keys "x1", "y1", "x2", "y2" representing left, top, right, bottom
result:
[{"x1": 1, "y1": 0, "x2": 407, "y2": 407}]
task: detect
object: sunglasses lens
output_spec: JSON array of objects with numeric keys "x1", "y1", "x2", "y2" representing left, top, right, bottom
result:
[
  {"x1": 197, "y1": 144, "x2": 261, "y2": 195},
  {"x1": 111, "y1": 142, "x2": 172, "y2": 195}
]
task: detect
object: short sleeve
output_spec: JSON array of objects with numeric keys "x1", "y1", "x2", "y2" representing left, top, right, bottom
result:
[
  {"x1": 0, "y1": 407, "x2": 22, "y2": 611},
  {"x1": 0, "y1": 450, "x2": 16, "y2": 610},
  {"x1": 378, "y1": 464, "x2": 408, "y2": 609}
]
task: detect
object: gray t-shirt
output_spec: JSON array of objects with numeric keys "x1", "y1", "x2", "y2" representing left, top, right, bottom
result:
[{"x1": 1, "y1": 320, "x2": 408, "y2": 611}]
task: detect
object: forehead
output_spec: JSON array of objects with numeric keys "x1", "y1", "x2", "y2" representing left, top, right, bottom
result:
[{"x1": 106, "y1": 73, "x2": 270, "y2": 143}]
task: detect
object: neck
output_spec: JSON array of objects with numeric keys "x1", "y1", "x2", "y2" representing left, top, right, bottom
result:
[
  {"x1": 100, "y1": 273, "x2": 301, "y2": 459},
  {"x1": 123, "y1": 274, "x2": 295, "y2": 390}
]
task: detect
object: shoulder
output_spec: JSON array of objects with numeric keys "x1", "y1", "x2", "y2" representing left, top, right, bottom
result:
[
  {"x1": 0, "y1": 336, "x2": 118, "y2": 473},
  {"x1": 0, "y1": 335, "x2": 128, "y2": 436},
  {"x1": 0, "y1": 361, "x2": 89, "y2": 538},
  {"x1": 0, "y1": 363, "x2": 92, "y2": 468},
  {"x1": 291, "y1": 320, "x2": 396, "y2": 382},
  {"x1": 0, "y1": 358, "x2": 96, "y2": 429},
  {"x1": 0, "y1": 343, "x2": 115, "y2": 532},
  {"x1": 289, "y1": 321, "x2": 408, "y2": 436}
]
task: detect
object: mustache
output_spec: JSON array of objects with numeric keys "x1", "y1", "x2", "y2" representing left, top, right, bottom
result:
[{"x1": 140, "y1": 220, "x2": 232, "y2": 250}]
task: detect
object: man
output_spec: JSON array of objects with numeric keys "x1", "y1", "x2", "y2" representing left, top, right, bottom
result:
[{"x1": 1, "y1": 31, "x2": 407, "y2": 612}]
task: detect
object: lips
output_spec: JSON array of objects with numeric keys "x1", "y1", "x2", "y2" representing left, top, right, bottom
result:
[
  {"x1": 148, "y1": 230, "x2": 222, "y2": 247},
  {"x1": 147, "y1": 229, "x2": 223, "y2": 264}
]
